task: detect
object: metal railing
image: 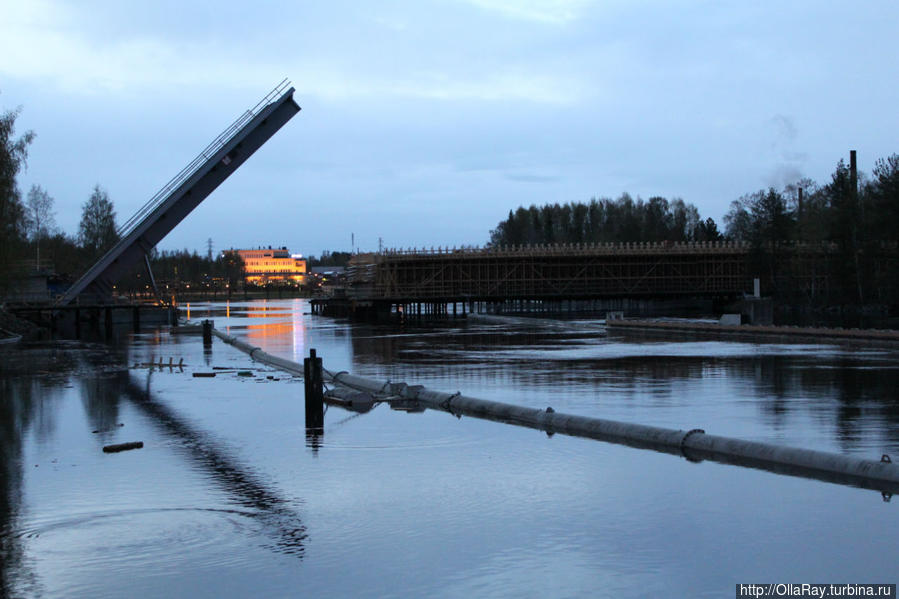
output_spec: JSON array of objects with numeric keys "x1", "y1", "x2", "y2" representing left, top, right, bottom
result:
[{"x1": 116, "y1": 79, "x2": 292, "y2": 240}]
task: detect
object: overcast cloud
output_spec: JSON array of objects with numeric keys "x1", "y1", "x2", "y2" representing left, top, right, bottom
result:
[{"x1": 2, "y1": 0, "x2": 897, "y2": 256}]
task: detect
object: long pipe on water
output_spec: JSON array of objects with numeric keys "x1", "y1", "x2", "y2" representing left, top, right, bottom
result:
[{"x1": 210, "y1": 327, "x2": 899, "y2": 496}]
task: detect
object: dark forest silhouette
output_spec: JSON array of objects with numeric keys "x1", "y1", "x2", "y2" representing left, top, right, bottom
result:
[{"x1": 487, "y1": 153, "x2": 899, "y2": 307}]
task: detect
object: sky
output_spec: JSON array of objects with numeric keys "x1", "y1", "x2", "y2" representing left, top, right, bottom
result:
[{"x1": 2, "y1": 0, "x2": 898, "y2": 258}]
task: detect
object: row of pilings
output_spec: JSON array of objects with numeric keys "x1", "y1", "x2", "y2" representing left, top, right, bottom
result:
[
  {"x1": 309, "y1": 296, "x2": 719, "y2": 322},
  {"x1": 10, "y1": 303, "x2": 176, "y2": 340}
]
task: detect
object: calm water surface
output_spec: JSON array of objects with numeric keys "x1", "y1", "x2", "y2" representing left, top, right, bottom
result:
[{"x1": 2, "y1": 299, "x2": 898, "y2": 598}]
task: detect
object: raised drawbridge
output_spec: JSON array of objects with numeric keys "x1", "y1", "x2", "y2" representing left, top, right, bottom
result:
[{"x1": 58, "y1": 80, "x2": 300, "y2": 305}]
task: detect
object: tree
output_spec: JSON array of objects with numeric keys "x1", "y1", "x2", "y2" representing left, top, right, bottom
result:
[
  {"x1": 570, "y1": 202, "x2": 588, "y2": 243},
  {"x1": 723, "y1": 198, "x2": 752, "y2": 241},
  {"x1": 751, "y1": 188, "x2": 793, "y2": 244},
  {"x1": 867, "y1": 154, "x2": 899, "y2": 241},
  {"x1": 694, "y1": 217, "x2": 722, "y2": 242},
  {"x1": 643, "y1": 196, "x2": 671, "y2": 241},
  {"x1": 820, "y1": 160, "x2": 863, "y2": 301},
  {"x1": 823, "y1": 160, "x2": 858, "y2": 247},
  {"x1": 24, "y1": 185, "x2": 57, "y2": 267},
  {"x1": 78, "y1": 184, "x2": 119, "y2": 257},
  {"x1": 1, "y1": 100, "x2": 35, "y2": 271},
  {"x1": 669, "y1": 198, "x2": 697, "y2": 242},
  {"x1": 219, "y1": 250, "x2": 245, "y2": 296}
]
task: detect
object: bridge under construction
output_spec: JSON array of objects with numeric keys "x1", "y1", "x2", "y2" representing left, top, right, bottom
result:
[{"x1": 312, "y1": 241, "x2": 755, "y2": 319}]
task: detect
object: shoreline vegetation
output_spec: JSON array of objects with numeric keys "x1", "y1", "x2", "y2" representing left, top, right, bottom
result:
[{"x1": 487, "y1": 152, "x2": 899, "y2": 310}]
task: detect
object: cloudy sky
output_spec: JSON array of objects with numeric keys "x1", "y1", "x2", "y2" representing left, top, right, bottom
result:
[{"x1": 2, "y1": 0, "x2": 897, "y2": 257}]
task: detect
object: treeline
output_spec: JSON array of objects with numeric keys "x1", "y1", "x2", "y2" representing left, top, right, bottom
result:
[
  {"x1": 487, "y1": 151, "x2": 899, "y2": 306},
  {"x1": 4, "y1": 88, "x2": 126, "y2": 293},
  {"x1": 723, "y1": 155, "x2": 899, "y2": 246},
  {"x1": 489, "y1": 196, "x2": 721, "y2": 246},
  {"x1": 307, "y1": 250, "x2": 351, "y2": 268},
  {"x1": 115, "y1": 249, "x2": 247, "y2": 296},
  {"x1": 723, "y1": 153, "x2": 899, "y2": 304},
  {"x1": 2, "y1": 98, "x2": 123, "y2": 295}
]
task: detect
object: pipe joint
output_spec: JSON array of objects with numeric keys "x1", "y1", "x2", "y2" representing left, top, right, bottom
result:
[
  {"x1": 441, "y1": 392, "x2": 462, "y2": 414},
  {"x1": 680, "y1": 428, "x2": 705, "y2": 461}
]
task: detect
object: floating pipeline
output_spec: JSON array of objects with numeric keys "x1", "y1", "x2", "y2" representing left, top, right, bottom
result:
[
  {"x1": 208, "y1": 327, "x2": 899, "y2": 496},
  {"x1": 211, "y1": 327, "x2": 304, "y2": 376}
]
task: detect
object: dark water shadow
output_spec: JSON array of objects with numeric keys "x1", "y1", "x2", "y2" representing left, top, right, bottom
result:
[
  {"x1": 0, "y1": 376, "x2": 37, "y2": 599},
  {"x1": 0, "y1": 343, "x2": 97, "y2": 598},
  {"x1": 1, "y1": 341, "x2": 307, "y2": 599},
  {"x1": 121, "y1": 371, "x2": 308, "y2": 557}
]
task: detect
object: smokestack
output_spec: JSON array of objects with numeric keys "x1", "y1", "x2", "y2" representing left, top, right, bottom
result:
[
  {"x1": 797, "y1": 187, "x2": 803, "y2": 220},
  {"x1": 849, "y1": 150, "x2": 858, "y2": 202}
]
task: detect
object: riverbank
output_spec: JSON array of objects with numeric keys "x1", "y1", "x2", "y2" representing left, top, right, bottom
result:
[{"x1": 0, "y1": 307, "x2": 42, "y2": 341}]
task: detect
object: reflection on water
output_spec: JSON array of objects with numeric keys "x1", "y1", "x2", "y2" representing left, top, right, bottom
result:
[
  {"x1": 0, "y1": 340, "x2": 307, "y2": 597},
  {"x1": 1, "y1": 363, "x2": 34, "y2": 598},
  {"x1": 123, "y1": 372, "x2": 307, "y2": 556},
  {"x1": 339, "y1": 318, "x2": 899, "y2": 455},
  {"x1": 0, "y1": 343, "x2": 123, "y2": 598},
  {"x1": 3, "y1": 300, "x2": 899, "y2": 597}
]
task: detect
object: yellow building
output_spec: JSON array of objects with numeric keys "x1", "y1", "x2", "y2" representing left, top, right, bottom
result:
[{"x1": 234, "y1": 247, "x2": 307, "y2": 284}]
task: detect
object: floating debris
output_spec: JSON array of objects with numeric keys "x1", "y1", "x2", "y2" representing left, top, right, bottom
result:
[
  {"x1": 132, "y1": 357, "x2": 185, "y2": 370},
  {"x1": 237, "y1": 371, "x2": 254, "y2": 377},
  {"x1": 193, "y1": 372, "x2": 216, "y2": 378},
  {"x1": 102, "y1": 441, "x2": 144, "y2": 453}
]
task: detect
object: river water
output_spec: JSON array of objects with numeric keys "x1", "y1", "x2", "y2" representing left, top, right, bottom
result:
[{"x1": 2, "y1": 299, "x2": 898, "y2": 598}]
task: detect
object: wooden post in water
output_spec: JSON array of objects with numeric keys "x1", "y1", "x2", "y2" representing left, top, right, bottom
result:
[
  {"x1": 202, "y1": 319, "x2": 213, "y2": 347},
  {"x1": 304, "y1": 348, "x2": 324, "y2": 430}
]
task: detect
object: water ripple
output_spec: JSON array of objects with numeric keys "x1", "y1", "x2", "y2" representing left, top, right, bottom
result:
[{"x1": 8, "y1": 506, "x2": 266, "y2": 571}]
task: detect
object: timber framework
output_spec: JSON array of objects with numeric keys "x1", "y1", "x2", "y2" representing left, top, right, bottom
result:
[{"x1": 350, "y1": 241, "x2": 752, "y2": 301}]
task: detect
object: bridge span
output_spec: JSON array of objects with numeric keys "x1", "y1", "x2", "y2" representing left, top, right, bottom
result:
[
  {"x1": 314, "y1": 241, "x2": 755, "y2": 318},
  {"x1": 59, "y1": 80, "x2": 300, "y2": 306}
]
